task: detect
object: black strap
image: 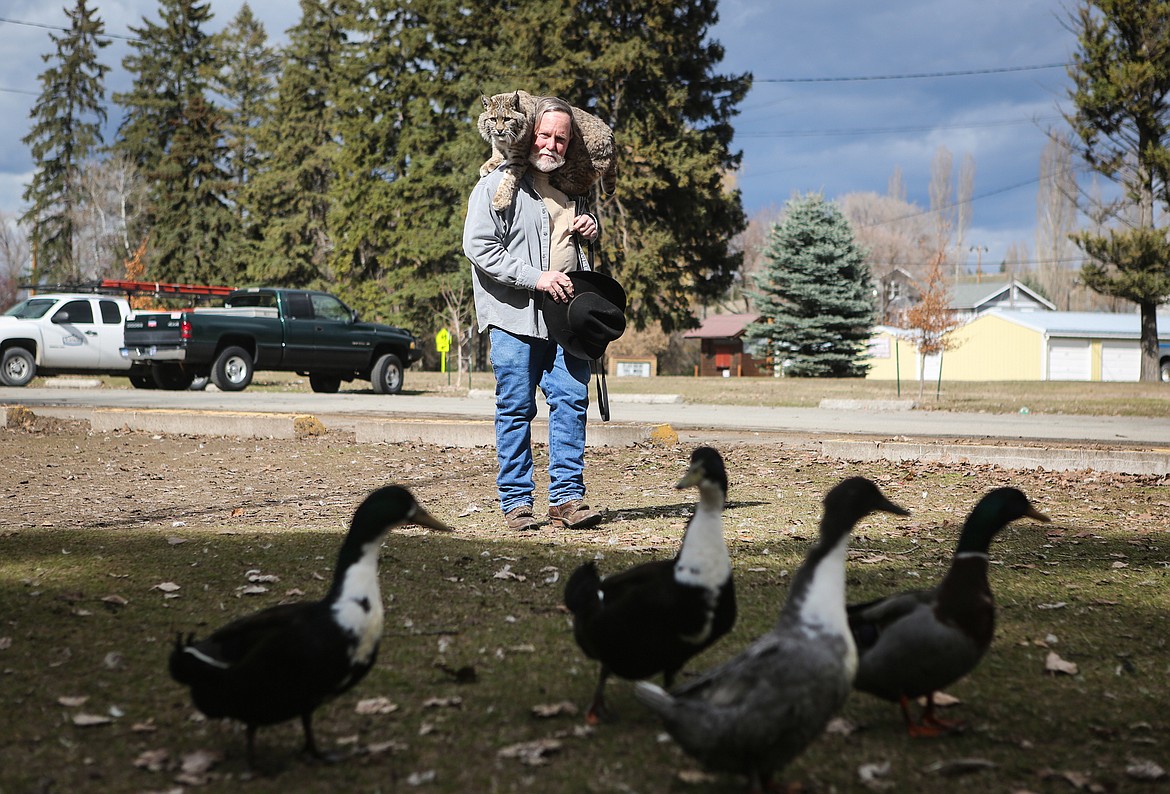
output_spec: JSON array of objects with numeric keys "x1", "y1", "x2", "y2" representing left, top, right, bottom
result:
[{"x1": 593, "y1": 357, "x2": 610, "y2": 422}]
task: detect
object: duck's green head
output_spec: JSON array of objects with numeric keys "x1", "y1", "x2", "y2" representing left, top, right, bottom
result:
[{"x1": 956, "y1": 487, "x2": 1048, "y2": 554}]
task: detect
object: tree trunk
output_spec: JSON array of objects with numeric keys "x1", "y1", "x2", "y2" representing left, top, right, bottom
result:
[{"x1": 1139, "y1": 299, "x2": 1160, "y2": 381}]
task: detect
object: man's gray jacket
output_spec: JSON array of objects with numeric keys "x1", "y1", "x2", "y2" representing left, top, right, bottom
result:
[{"x1": 463, "y1": 167, "x2": 594, "y2": 338}]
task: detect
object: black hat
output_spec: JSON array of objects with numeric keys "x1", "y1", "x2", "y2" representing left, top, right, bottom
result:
[{"x1": 543, "y1": 270, "x2": 627, "y2": 360}]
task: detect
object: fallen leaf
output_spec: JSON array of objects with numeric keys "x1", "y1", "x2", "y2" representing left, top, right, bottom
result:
[
  {"x1": 57, "y1": 695, "x2": 89, "y2": 707},
  {"x1": 355, "y1": 697, "x2": 399, "y2": 715},
  {"x1": 1126, "y1": 759, "x2": 1167, "y2": 781},
  {"x1": 1036, "y1": 602, "x2": 1067, "y2": 610},
  {"x1": 859, "y1": 760, "x2": 893, "y2": 790},
  {"x1": 72, "y1": 713, "x2": 113, "y2": 727},
  {"x1": 365, "y1": 739, "x2": 408, "y2": 755},
  {"x1": 531, "y1": 701, "x2": 578, "y2": 718},
  {"x1": 497, "y1": 737, "x2": 562, "y2": 766},
  {"x1": 825, "y1": 717, "x2": 857, "y2": 736},
  {"x1": 423, "y1": 696, "x2": 463, "y2": 709},
  {"x1": 180, "y1": 748, "x2": 222, "y2": 775},
  {"x1": 924, "y1": 758, "x2": 996, "y2": 776},
  {"x1": 102, "y1": 594, "x2": 128, "y2": 608},
  {"x1": 918, "y1": 691, "x2": 961, "y2": 708},
  {"x1": 236, "y1": 585, "x2": 268, "y2": 596},
  {"x1": 1045, "y1": 651, "x2": 1079, "y2": 676},
  {"x1": 406, "y1": 770, "x2": 437, "y2": 785},
  {"x1": 677, "y1": 768, "x2": 719, "y2": 784},
  {"x1": 0, "y1": 636, "x2": 11, "y2": 650},
  {"x1": 133, "y1": 748, "x2": 170, "y2": 772},
  {"x1": 152, "y1": 582, "x2": 181, "y2": 593},
  {"x1": 493, "y1": 564, "x2": 526, "y2": 582}
]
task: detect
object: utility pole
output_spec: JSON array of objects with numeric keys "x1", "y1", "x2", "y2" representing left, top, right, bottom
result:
[{"x1": 969, "y1": 244, "x2": 988, "y2": 283}]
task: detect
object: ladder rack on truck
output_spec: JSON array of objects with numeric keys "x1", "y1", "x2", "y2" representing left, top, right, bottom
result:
[{"x1": 24, "y1": 279, "x2": 235, "y2": 301}]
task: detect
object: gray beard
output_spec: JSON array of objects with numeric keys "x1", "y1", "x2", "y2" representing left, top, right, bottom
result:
[{"x1": 529, "y1": 150, "x2": 565, "y2": 173}]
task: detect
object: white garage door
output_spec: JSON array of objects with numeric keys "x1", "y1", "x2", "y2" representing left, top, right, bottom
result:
[
  {"x1": 1047, "y1": 338, "x2": 1091, "y2": 381},
  {"x1": 1100, "y1": 341, "x2": 1140, "y2": 382}
]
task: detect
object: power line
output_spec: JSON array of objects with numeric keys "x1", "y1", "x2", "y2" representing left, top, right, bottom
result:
[
  {"x1": 0, "y1": 15, "x2": 139, "y2": 42},
  {"x1": 737, "y1": 115, "x2": 1063, "y2": 139},
  {"x1": 755, "y1": 63, "x2": 1068, "y2": 83}
]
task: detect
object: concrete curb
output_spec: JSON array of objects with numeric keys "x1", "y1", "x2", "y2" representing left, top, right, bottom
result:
[{"x1": 6, "y1": 404, "x2": 1168, "y2": 475}]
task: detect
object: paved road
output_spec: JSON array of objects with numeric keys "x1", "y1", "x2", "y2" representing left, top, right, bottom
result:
[{"x1": 6, "y1": 385, "x2": 1170, "y2": 448}]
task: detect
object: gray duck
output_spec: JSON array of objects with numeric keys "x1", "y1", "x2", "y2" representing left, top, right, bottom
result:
[
  {"x1": 169, "y1": 485, "x2": 451, "y2": 767},
  {"x1": 848, "y1": 486, "x2": 1048, "y2": 736},
  {"x1": 564, "y1": 446, "x2": 735, "y2": 724},
  {"x1": 635, "y1": 476, "x2": 908, "y2": 793}
]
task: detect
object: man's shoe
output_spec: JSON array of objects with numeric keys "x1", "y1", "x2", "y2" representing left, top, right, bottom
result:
[
  {"x1": 548, "y1": 499, "x2": 602, "y2": 530},
  {"x1": 504, "y1": 505, "x2": 539, "y2": 531}
]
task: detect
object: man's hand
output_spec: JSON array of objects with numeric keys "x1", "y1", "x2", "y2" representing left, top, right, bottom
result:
[
  {"x1": 571, "y1": 214, "x2": 598, "y2": 241},
  {"x1": 537, "y1": 270, "x2": 574, "y2": 303}
]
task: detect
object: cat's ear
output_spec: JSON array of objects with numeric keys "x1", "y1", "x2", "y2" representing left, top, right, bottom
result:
[
  {"x1": 509, "y1": 91, "x2": 520, "y2": 108},
  {"x1": 481, "y1": 95, "x2": 490, "y2": 109}
]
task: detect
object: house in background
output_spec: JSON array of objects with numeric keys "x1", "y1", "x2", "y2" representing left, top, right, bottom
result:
[
  {"x1": 867, "y1": 309, "x2": 1170, "y2": 382},
  {"x1": 951, "y1": 279, "x2": 1055, "y2": 320},
  {"x1": 682, "y1": 312, "x2": 764, "y2": 377}
]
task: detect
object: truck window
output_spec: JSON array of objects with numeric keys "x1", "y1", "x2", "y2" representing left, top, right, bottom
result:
[
  {"x1": 310, "y1": 294, "x2": 350, "y2": 322},
  {"x1": 285, "y1": 293, "x2": 312, "y2": 319},
  {"x1": 55, "y1": 300, "x2": 94, "y2": 324},
  {"x1": 228, "y1": 293, "x2": 276, "y2": 309},
  {"x1": 4, "y1": 298, "x2": 56, "y2": 318},
  {"x1": 99, "y1": 300, "x2": 122, "y2": 324}
]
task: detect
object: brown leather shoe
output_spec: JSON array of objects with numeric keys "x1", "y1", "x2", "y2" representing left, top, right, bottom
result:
[
  {"x1": 504, "y1": 505, "x2": 539, "y2": 531},
  {"x1": 548, "y1": 499, "x2": 602, "y2": 530}
]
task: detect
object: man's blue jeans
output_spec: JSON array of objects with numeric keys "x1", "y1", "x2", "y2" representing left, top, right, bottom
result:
[{"x1": 489, "y1": 328, "x2": 591, "y2": 514}]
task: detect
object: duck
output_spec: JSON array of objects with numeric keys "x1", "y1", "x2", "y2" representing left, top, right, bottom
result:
[
  {"x1": 635, "y1": 477, "x2": 909, "y2": 793},
  {"x1": 848, "y1": 486, "x2": 1048, "y2": 737},
  {"x1": 563, "y1": 446, "x2": 735, "y2": 725},
  {"x1": 169, "y1": 485, "x2": 451, "y2": 768}
]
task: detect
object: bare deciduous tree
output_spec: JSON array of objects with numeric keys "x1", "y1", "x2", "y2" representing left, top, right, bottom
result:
[{"x1": 0, "y1": 214, "x2": 31, "y2": 307}]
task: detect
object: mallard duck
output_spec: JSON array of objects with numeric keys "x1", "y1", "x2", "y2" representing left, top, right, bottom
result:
[
  {"x1": 563, "y1": 446, "x2": 735, "y2": 725},
  {"x1": 635, "y1": 477, "x2": 908, "y2": 793},
  {"x1": 169, "y1": 485, "x2": 451, "y2": 767},
  {"x1": 848, "y1": 486, "x2": 1048, "y2": 737}
]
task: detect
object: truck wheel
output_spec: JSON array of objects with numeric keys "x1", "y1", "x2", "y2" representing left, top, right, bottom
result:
[
  {"x1": 309, "y1": 374, "x2": 341, "y2": 393},
  {"x1": 152, "y1": 363, "x2": 195, "y2": 391},
  {"x1": 211, "y1": 346, "x2": 254, "y2": 391},
  {"x1": 129, "y1": 372, "x2": 157, "y2": 389},
  {"x1": 371, "y1": 353, "x2": 404, "y2": 394},
  {"x1": 1161, "y1": 359, "x2": 1170, "y2": 383},
  {"x1": 0, "y1": 347, "x2": 36, "y2": 387}
]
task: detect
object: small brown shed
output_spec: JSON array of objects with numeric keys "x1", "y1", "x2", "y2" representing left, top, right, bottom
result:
[{"x1": 683, "y1": 313, "x2": 764, "y2": 377}]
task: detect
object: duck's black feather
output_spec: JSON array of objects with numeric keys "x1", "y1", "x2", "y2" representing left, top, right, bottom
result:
[
  {"x1": 564, "y1": 447, "x2": 734, "y2": 723},
  {"x1": 169, "y1": 485, "x2": 450, "y2": 766}
]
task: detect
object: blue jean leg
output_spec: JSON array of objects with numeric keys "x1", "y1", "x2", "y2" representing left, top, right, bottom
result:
[
  {"x1": 541, "y1": 345, "x2": 591, "y2": 506},
  {"x1": 489, "y1": 328, "x2": 590, "y2": 512}
]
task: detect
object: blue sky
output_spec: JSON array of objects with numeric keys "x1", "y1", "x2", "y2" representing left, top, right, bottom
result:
[{"x1": 0, "y1": 1, "x2": 1079, "y2": 272}]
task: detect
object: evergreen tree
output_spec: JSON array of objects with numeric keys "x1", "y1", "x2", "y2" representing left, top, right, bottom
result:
[
  {"x1": 243, "y1": 0, "x2": 350, "y2": 288},
  {"x1": 210, "y1": 4, "x2": 279, "y2": 220},
  {"x1": 21, "y1": 0, "x2": 109, "y2": 284},
  {"x1": 327, "y1": 0, "x2": 483, "y2": 328},
  {"x1": 570, "y1": 0, "x2": 751, "y2": 332},
  {"x1": 114, "y1": 0, "x2": 239, "y2": 282},
  {"x1": 747, "y1": 193, "x2": 876, "y2": 378},
  {"x1": 1065, "y1": 0, "x2": 1170, "y2": 380}
]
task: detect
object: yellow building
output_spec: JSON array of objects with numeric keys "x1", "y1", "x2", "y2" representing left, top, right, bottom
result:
[{"x1": 866, "y1": 310, "x2": 1170, "y2": 382}]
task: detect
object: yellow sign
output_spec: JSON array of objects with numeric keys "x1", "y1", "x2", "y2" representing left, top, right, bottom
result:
[{"x1": 435, "y1": 328, "x2": 451, "y2": 353}]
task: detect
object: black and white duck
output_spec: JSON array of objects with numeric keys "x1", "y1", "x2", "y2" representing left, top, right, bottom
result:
[
  {"x1": 563, "y1": 446, "x2": 735, "y2": 725},
  {"x1": 848, "y1": 486, "x2": 1048, "y2": 737},
  {"x1": 635, "y1": 477, "x2": 908, "y2": 793},
  {"x1": 169, "y1": 485, "x2": 451, "y2": 767}
]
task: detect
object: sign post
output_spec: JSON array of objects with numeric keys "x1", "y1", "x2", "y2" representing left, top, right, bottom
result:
[{"x1": 435, "y1": 328, "x2": 452, "y2": 382}]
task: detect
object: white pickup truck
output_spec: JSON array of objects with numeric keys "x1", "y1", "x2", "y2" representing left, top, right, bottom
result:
[{"x1": 0, "y1": 293, "x2": 149, "y2": 387}]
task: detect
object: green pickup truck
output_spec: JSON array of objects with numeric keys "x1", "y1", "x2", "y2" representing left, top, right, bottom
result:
[{"x1": 120, "y1": 287, "x2": 422, "y2": 393}]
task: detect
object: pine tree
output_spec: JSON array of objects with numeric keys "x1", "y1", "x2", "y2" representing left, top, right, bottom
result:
[
  {"x1": 1065, "y1": 0, "x2": 1170, "y2": 380},
  {"x1": 21, "y1": 0, "x2": 109, "y2": 284},
  {"x1": 326, "y1": 0, "x2": 483, "y2": 328},
  {"x1": 243, "y1": 0, "x2": 350, "y2": 288},
  {"x1": 113, "y1": 0, "x2": 239, "y2": 283},
  {"x1": 569, "y1": 0, "x2": 751, "y2": 333},
  {"x1": 210, "y1": 4, "x2": 279, "y2": 219},
  {"x1": 747, "y1": 193, "x2": 876, "y2": 377}
]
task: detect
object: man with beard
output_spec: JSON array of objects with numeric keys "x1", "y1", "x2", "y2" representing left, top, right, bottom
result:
[{"x1": 463, "y1": 95, "x2": 604, "y2": 533}]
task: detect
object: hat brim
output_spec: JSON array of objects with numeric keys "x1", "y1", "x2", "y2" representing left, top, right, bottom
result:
[{"x1": 544, "y1": 271, "x2": 627, "y2": 360}]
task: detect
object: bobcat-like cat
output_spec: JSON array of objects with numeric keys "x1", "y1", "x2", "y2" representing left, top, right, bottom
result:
[{"x1": 477, "y1": 89, "x2": 616, "y2": 211}]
